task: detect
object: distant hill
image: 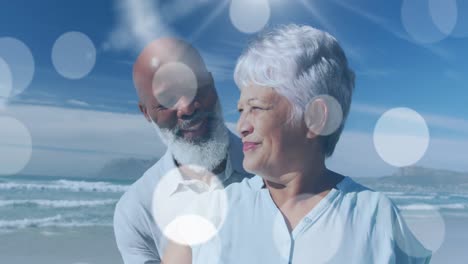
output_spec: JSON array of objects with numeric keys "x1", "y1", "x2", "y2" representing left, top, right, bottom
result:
[
  {"x1": 383, "y1": 166, "x2": 468, "y2": 185},
  {"x1": 98, "y1": 157, "x2": 160, "y2": 180},
  {"x1": 354, "y1": 166, "x2": 468, "y2": 193},
  {"x1": 97, "y1": 159, "x2": 468, "y2": 192}
]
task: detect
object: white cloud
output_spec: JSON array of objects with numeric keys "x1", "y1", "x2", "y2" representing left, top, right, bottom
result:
[
  {"x1": 2, "y1": 103, "x2": 466, "y2": 178},
  {"x1": 66, "y1": 99, "x2": 90, "y2": 107},
  {"x1": 103, "y1": 0, "x2": 217, "y2": 53},
  {"x1": 104, "y1": 0, "x2": 235, "y2": 83},
  {"x1": 424, "y1": 114, "x2": 468, "y2": 135},
  {"x1": 225, "y1": 120, "x2": 468, "y2": 177},
  {"x1": 1, "y1": 104, "x2": 239, "y2": 178},
  {"x1": 326, "y1": 131, "x2": 396, "y2": 178},
  {"x1": 351, "y1": 102, "x2": 468, "y2": 134},
  {"x1": 327, "y1": 130, "x2": 468, "y2": 178},
  {"x1": 103, "y1": 0, "x2": 173, "y2": 53},
  {"x1": 159, "y1": 0, "x2": 213, "y2": 23},
  {"x1": 3, "y1": 104, "x2": 166, "y2": 177},
  {"x1": 419, "y1": 136, "x2": 468, "y2": 173}
]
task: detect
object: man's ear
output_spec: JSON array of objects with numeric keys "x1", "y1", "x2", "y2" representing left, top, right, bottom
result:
[
  {"x1": 138, "y1": 102, "x2": 152, "y2": 122},
  {"x1": 305, "y1": 98, "x2": 328, "y2": 139}
]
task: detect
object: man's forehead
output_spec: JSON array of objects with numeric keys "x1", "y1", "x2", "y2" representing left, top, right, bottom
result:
[
  {"x1": 133, "y1": 38, "x2": 210, "y2": 100},
  {"x1": 138, "y1": 39, "x2": 199, "y2": 67}
]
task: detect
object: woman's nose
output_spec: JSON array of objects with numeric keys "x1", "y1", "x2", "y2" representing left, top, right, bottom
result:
[{"x1": 237, "y1": 113, "x2": 253, "y2": 138}]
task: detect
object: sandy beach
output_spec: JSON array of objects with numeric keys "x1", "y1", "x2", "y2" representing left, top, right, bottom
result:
[
  {"x1": 0, "y1": 214, "x2": 467, "y2": 263},
  {"x1": 0, "y1": 226, "x2": 122, "y2": 264},
  {"x1": 430, "y1": 214, "x2": 468, "y2": 264},
  {"x1": 1, "y1": 176, "x2": 467, "y2": 263}
]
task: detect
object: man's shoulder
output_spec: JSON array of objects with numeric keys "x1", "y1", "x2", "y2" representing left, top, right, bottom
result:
[{"x1": 116, "y1": 158, "x2": 166, "y2": 212}]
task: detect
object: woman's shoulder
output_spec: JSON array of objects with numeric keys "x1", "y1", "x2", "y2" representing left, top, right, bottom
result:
[
  {"x1": 222, "y1": 175, "x2": 264, "y2": 202},
  {"x1": 336, "y1": 176, "x2": 397, "y2": 212}
]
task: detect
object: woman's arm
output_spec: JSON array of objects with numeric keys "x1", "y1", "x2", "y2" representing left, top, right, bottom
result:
[{"x1": 161, "y1": 242, "x2": 192, "y2": 264}]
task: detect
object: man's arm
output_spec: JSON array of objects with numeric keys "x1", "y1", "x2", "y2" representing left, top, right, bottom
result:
[{"x1": 114, "y1": 197, "x2": 161, "y2": 264}]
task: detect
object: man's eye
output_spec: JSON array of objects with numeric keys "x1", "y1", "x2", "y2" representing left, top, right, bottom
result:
[{"x1": 155, "y1": 105, "x2": 168, "y2": 110}]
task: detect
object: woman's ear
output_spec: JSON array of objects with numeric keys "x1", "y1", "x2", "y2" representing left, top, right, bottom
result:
[
  {"x1": 305, "y1": 98, "x2": 328, "y2": 139},
  {"x1": 305, "y1": 95, "x2": 344, "y2": 139}
]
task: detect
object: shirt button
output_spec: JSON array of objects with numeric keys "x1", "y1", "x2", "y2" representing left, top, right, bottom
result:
[{"x1": 304, "y1": 217, "x2": 312, "y2": 224}]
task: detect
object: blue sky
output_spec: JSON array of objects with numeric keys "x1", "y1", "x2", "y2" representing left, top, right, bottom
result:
[{"x1": 1, "y1": 0, "x2": 468, "y2": 177}]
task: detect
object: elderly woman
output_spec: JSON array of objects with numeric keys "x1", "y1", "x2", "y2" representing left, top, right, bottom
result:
[{"x1": 163, "y1": 24, "x2": 431, "y2": 264}]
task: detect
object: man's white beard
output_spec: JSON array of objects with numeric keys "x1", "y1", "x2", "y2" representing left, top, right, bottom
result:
[{"x1": 151, "y1": 104, "x2": 229, "y2": 171}]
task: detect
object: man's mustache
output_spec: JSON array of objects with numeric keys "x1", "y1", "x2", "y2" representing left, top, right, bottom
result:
[{"x1": 173, "y1": 110, "x2": 217, "y2": 132}]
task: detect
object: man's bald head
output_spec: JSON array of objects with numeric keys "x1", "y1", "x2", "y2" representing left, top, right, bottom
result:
[
  {"x1": 133, "y1": 38, "x2": 209, "y2": 102},
  {"x1": 132, "y1": 38, "x2": 228, "y2": 171}
]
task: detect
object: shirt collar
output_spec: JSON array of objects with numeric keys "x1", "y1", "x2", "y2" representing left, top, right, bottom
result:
[
  {"x1": 159, "y1": 150, "x2": 186, "y2": 196},
  {"x1": 173, "y1": 153, "x2": 233, "y2": 195}
]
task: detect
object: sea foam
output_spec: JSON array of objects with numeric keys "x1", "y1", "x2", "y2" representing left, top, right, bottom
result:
[{"x1": 0, "y1": 180, "x2": 129, "y2": 192}]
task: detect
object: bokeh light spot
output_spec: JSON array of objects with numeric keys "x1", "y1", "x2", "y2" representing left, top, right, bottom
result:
[
  {"x1": 450, "y1": 0, "x2": 468, "y2": 37},
  {"x1": 152, "y1": 62, "x2": 198, "y2": 109},
  {"x1": 52, "y1": 31, "x2": 96, "y2": 79},
  {"x1": 152, "y1": 165, "x2": 228, "y2": 246},
  {"x1": 229, "y1": 0, "x2": 270, "y2": 34},
  {"x1": 0, "y1": 116, "x2": 33, "y2": 175},
  {"x1": 0, "y1": 58, "x2": 13, "y2": 109},
  {"x1": 401, "y1": 0, "x2": 456, "y2": 43},
  {"x1": 396, "y1": 204, "x2": 445, "y2": 257},
  {"x1": 0, "y1": 37, "x2": 35, "y2": 97},
  {"x1": 429, "y1": 0, "x2": 458, "y2": 35},
  {"x1": 373, "y1": 107, "x2": 430, "y2": 167},
  {"x1": 305, "y1": 95, "x2": 343, "y2": 136},
  {"x1": 163, "y1": 214, "x2": 217, "y2": 246}
]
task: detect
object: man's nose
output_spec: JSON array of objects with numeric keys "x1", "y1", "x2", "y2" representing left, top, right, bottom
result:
[{"x1": 176, "y1": 96, "x2": 199, "y2": 118}]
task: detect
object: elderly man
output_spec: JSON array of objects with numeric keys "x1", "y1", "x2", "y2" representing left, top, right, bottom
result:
[{"x1": 113, "y1": 38, "x2": 253, "y2": 264}]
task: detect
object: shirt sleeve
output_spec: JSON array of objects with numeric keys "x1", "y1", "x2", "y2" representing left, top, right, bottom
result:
[
  {"x1": 390, "y1": 200, "x2": 432, "y2": 264},
  {"x1": 114, "y1": 196, "x2": 161, "y2": 264}
]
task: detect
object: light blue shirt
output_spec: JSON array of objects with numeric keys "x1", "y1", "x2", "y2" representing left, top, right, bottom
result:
[
  {"x1": 113, "y1": 132, "x2": 253, "y2": 264},
  {"x1": 192, "y1": 176, "x2": 432, "y2": 264}
]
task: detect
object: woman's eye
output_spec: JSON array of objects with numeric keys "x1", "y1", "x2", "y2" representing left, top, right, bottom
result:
[
  {"x1": 238, "y1": 106, "x2": 264, "y2": 113},
  {"x1": 251, "y1": 106, "x2": 262, "y2": 111}
]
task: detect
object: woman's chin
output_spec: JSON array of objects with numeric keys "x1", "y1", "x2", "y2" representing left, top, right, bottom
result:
[{"x1": 242, "y1": 160, "x2": 260, "y2": 175}]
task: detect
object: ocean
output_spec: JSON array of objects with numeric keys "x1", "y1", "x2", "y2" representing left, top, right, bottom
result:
[
  {"x1": 0, "y1": 175, "x2": 467, "y2": 263},
  {"x1": 0, "y1": 176, "x2": 129, "y2": 233}
]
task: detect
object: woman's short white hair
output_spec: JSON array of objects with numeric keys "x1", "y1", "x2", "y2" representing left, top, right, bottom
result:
[{"x1": 234, "y1": 24, "x2": 355, "y2": 157}]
